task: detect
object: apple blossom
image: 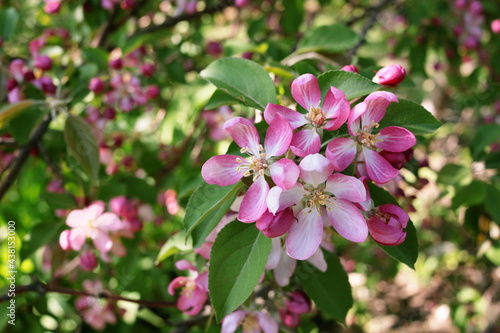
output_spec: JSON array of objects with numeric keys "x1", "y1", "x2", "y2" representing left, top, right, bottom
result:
[
  {"x1": 168, "y1": 260, "x2": 209, "y2": 316},
  {"x1": 222, "y1": 309, "x2": 278, "y2": 333},
  {"x1": 372, "y1": 65, "x2": 406, "y2": 86}
]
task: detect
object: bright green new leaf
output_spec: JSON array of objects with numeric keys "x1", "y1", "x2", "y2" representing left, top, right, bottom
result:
[
  {"x1": 298, "y1": 252, "x2": 353, "y2": 324},
  {"x1": 297, "y1": 24, "x2": 359, "y2": 54},
  {"x1": 209, "y1": 222, "x2": 272, "y2": 322},
  {"x1": 156, "y1": 231, "x2": 193, "y2": 264},
  {"x1": 318, "y1": 70, "x2": 380, "y2": 100},
  {"x1": 378, "y1": 99, "x2": 441, "y2": 135},
  {"x1": 200, "y1": 58, "x2": 277, "y2": 111},
  {"x1": 184, "y1": 181, "x2": 243, "y2": 248},
  {"x1": 64, "y1": 115, "x2": 100, "y2": 185}
]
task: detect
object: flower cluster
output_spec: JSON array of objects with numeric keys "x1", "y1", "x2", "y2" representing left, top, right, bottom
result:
[{"x1": 202, "y1": 73, "x2": 415, "y2": 263}]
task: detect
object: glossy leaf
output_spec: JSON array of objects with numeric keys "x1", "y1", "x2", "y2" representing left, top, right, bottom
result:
[
  {"x1": 0, "y1": 100, "x2": 36, "y2": 129},
  {"x1": 298, "y1": 252, "x2": 353, "y2": 323},
  {"x1": 297, "y1": 24, "x2": 359, "y2": 54},
  {"x1": 318, "y1": 70, "x2": 380, "y2": 100},
  {"x1": 209, "y1": 221, "x2": 272, "y2": 322},
  {"x1": 184, "y1": 181, "x2": 243, "y2": 248},
  {"x1": 378, "y1": 99, "x2": 441, "y2": 135},
  {"x1": 205, "y1": 89, "x2": 239, "y2": 110},
  {"x1": 200, "y1": 58, "x2": 277, "y2": 110}
]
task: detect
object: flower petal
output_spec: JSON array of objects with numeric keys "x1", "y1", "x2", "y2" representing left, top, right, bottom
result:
[
  {"x1": 255, "y1": 311, "x2": 279, "y2": 333},
  {"x1": 286, "y1": 208, "x2": 324, "y2": 260},
  {"x1": 290, "y1": 128, "x2": 321, "y2": 157},
  {"x1": 306, "y1": 248, "x2": 327, "y2": 272},
  {"x1": 223, "y1": 117, "x2": 260, "y2": 154},
  {"x1": 95, "y1": 212, "x2": 122, "y2": 231},
  {"x1": 376, "y1": 126, "x2": 416, "y2": 152},
  {"x1": 360, "y1": 91, "x2": 398, "y2": 128},
  {"x1": 195, "y1": 271, "x2": 209, "y2": 291},
  {"x1": 175, "y1": 259, "x2": 197, "y2": 271},
  {"x1": 201, "y1": 155, "x2": 244, "y2": 186},
  {"x1": 59, "y1": 230, "x2": 72, "y2": 250},
  {"x1": 269, "y1": 158, "x2": 299, "y2": 190},
  {"x1": 326, "y1": 198, "x2": 368, "y2": 243},
  {"x1": 264, "y1": 104, "x2": 308, "y2": 129},
  {"x1": 299, "y1": 153, "x2": 334, "y2": 187},
  {"x1": 347, "y1": 102, "x2": 366, "y2": 136},
  {"x1": 267, "y1": 184, "x2": 305, "y2": 214},
  {"x1": 363, "y1": 148, "x2": 399, "y2": 184},
  {"x1": 274, "y1": 249, "x2": 297, "y2": 286},
  {"x1": 68, "y1": 228, "x2": 86, "y2": 251},
  {"x1": 256, "y1": 208, "x2": 294, "y2": 238},
  {"x1": 167, "y1": 276, "x2": 188, "y2": 295},
  {"x1": 325, "y1": 137, "x2": 357, "y2": 171},
  {"x1": 87, "y1": 201, "x2": 105, "y2": 219},
  {"x1": 222, "y1": 310, "x2": 248, "y2": 333},
  {"x1": 378, "y1": 204, "x2": 409, "y2": 228},
  {"x1": 291, "y1": 74, "x2": 321, "y2": 111},
  {"x1": 92, "y1": 230, "x2": 113, "y2": 253},
  {"x1": 238, "y1": 177, "x2": 269, "y2": 222},
  {"x1": 264, "y1": 115, "x2": 292, "y2": 157},
  {"x1": 266, "y1": 238, "x2": 282, "y2": 270},
  {"x1": 66, "y1": 209, "x2": 89, "y2": 228},
  {"x1": 322, "y1": 87, "x2": 350, "y2": 131},
  {"x1": 326, "y1": 173, "x2": 366, "y2": 203}
]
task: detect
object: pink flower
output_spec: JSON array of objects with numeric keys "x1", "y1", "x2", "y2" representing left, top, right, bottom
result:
[
  {"x1": 492, "y1": 19, "x2": 500, "y2": 35},
  {"x1": 267, "y1": 154, "x2": 367, "y2": 260},
  {"x1": 168, "y1": 260, "x2": 208, "y2": 316},
  {"x1": 105, "y1": 73, "x2": 148, "y2": 112},
  {"x1": 367, "y1": 204, "x2": 408, "y2": 246},
  {"x1": 235, "y1": 0, "x2": 251, "y2": 7},
  {"x1": 59, "y1": 201, "x2": 123, "y2": 253},
  {"x1": 222, "y1": 310, "x2": 278, "y2": 333},
  {"x1": 264, "y1": 73, "x2": 350, "y2": 157},
  {"x1": 341, "y1": 65, "x2": 359, "y2": 73},
  {"x1": 80, "y1": 250, "x2": 98, "y2": 271},
  {"x1": 326, "y1": 91, "x2": 416, "y2": 184},
  {"x1": 202, "y1": 116, "x2": 298, "y2": 222},
  {"x1": 372, "y1": 65, "x2": 406, "y2": 86},
  {"x1": 33, "y1": 55, "x2": 53, "y2": 71},
  {"x1": 89, "y1": 77, "x2": 105, "y2": 94},
  {"x1": 76, "y1": 280, "x2": 117, "y2": 330},
  {"x1": 9, "y1": 59, "x2": 25, "y2": 83},
  {"x1": 44, "y1": 0, "x2": 62, "y2": 14}
]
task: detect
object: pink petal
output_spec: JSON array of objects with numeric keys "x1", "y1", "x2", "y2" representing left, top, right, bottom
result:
[
  {"x1": 367, "y1": 206, "x2": 408, "y2": 246},
  {"x1": 325, "y1": 173, "x2": 366, "y2": 203},
  {"x1": 269, "y1": 158, "x2": 299, "y2": 190},
  {"x1": 95, "y1": 213, "x2": 122, "y2": 231},
  {"x1": 376, "y1": 126, "x2": 416, "y2": 152},
  {"x1": 175, "y1": 259, "x2": 197, "y2": 271},
  {"x1": 66, "y1": 209, "x2": 90, "y2": 228},
  {"x1": 264, "y1": 104, "x2": 308, "y2": 129},
  {"x1": 255, "y1": 311, "x2": 279, "y2": 333},
  {"x1": 274, "y1": 250, "x2": 297, "y2": 286},
  {"x1": 178, "y1": 288, "x2": 207, "y2": 315},
  {"x1": 195, "y1": 271, "x2": 209, "y2": 291},
  {"x1": 326, "y1": 198, "x2": 368, "y2": 243},
  {"x1": 92, "y1": 230, "x2": 113, "y2": 253},
  {"x1": 256, "y1": 208, "x2": 294, "y2": 238},
  {"x1": 201, "y1": 155, "x2": 244, "y2": 186},
  {"x1": 347, "y1": 102, "x2": 366, "y2": 136},
  {"x1": 59, "y1": 230, "x2": 72, "y2": 250},
  {"x1": 363, "y1": 148, "x2": 399, "y2": 184},
  {"x1": 286, "y1": 208, "x2": 324, "y2": 260},
  {"x1": 267, "y1": 184, "x2": 305, "y2": 214},
  {"x1": 325, "y1": 137, "x2": 357, "y2": 171},
  {"x1": 238, "y1": 177, "x2": 269, "y2": 222},
  {"x1": 290, "y1": 129, "x2": 321, "y2": 157},
  {"x1": 299, "y1": 153, "x2": 334, "y2": 187},
  {"x1": 222, "y1": 310, "x2": 248, "y2": 333},
  {"x1": 264, "y1": 115, "x2": 293, "y2": 157},
  {"x1": 266, "y1": 238, "x2": 282, "y2": 270},
  {"x1": 361, "y1": 91, "x2": 398, "y2": 128},
  {"x1": 322, "y1": 87, "x2": 350, "y2": 131},
  {"x1": 378, "y1": 204, "x2": 409, "y2": 228},
  {"x1": 167, "y1": 276, "x2": 188, "y2": 295},
  {"x1": 87, "y1": 201, "x2": 105, "y2": 218},
  {"x1": 68, "y1": 228, "x2": 86, "y2": 251},
  {"x1": 291, "y1": 74, "x2": 321, "y2": 111},
  {"x1": 306, "y1": 248, "x2": 327, "y2": 272},
  {"x1": 223, "y1": 117, "x2": 260, "y2": 154}
]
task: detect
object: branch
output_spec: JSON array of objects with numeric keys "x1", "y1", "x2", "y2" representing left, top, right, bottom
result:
[
  {"x1": 0, "y1": 281, "x2": 176, "y2": 308},
  {"x1": 0, "y1": 113, "x2": 52, "y2": 202},
  {"x1": 133, "y1": 0, "x2": 235, "y2": 36},
  {"x1": 347, "y1": 0, "x2": 396, "y2": 58}
]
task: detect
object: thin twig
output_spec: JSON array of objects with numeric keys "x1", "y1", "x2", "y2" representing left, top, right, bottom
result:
[{"x1": 0, "y1": 114, "x2": 52, "y2": 202}]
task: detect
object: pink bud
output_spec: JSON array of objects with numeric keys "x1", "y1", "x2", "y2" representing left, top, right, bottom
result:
[
  {"x1": 24, "y1": 70, "x2": 36, "y2": 82},
  {"x1": 88, "y1": 77, "x2": 105, "y2": 94},
  {"x1": 491, "y1": 19, "x2": 500, "y2": 35},
  {"x1": 185, "y1": 1, "x2": 197, "y2": 14},
  {"x1": 453, "y1": 25, "x2": 463, "y2": 37},
  {"x1": 34, "y1": 55, "x2": 53, "y2": 71},
  {"x1": 120, "y1": 0, "x2": 135, "y2": 10},
  {"x1": 146, "y1": 85, "x2": 160, "y2": 99},
  {"x1": 241, "y1": 51, "x2": 253, "y2": 60},
  {"x1": 59, "y1": 230, "x2": 72, "y2": 250},
  {"x1": 286, "y1": 291, "x2": 311, "y2": 314},
  {"x1": 367, "y1": 204, "x2": 408, "y2": 246},
  {"x1": 206, "y1": 41, "x2": 223, "y2": 57},
  {"x1": 29, "y1": 38, "x2": 46, "y2": 56},
  {"x1": 39, "y1": 76, "x2": 57, "y2": 94},
  {"x1": 469, "y1": 1, "x2": 482, "y2": 16},
  {"x1": 141, "y1": 63, "x2": 155, "y2": 77},
  {"x1": 372, "y1": 64, "x2": 406, "y2": 86},
  {"x1": 9, "y1": 59, "x2": 25, "y2": 83},
  {"x1": 109, "y1": 58, "x2": 123, "y2": 69},
  {"x1": 103, "y1": 107, "x2": 117, "y2": 120},
  {"x1": 379, "y1": 151, "x2": 407, "y2": 170},
  {"x1": 8, "y1": 87, "x2": 24, "y2": 104},
  {"x1": 341, "y1": 65, "x2": 359, "y2": 73},
  {"x1": 6, "y1": 78, "x2": 17, "y2": 92},
  {"x1": 454, "y1": 0, "x2": 466, "y2": 10},
  {"x1": 47, "y1": 179, "x2": 65, "y2": 193},
  {"x1": 44, "y1": 0, "x2": 62, "y2": 14},
  {"x1": 463, "y1": 35, "x2": 479, "y2": 50},
  {"x1": 279, "y1": 309, "x2": 300, "y2": 328},
  {"x1": 256, "y1": 208, "x2": 294, "y2": 238},
  {"x1": 235, "y1": 0, "x2": 251, "y2": 7},
  {"x1": 80, "y1": 251, "x2": 98, "y2": 271},
  {"x1": 164, "y1": 189, "x2": 179, "y2": 215}
]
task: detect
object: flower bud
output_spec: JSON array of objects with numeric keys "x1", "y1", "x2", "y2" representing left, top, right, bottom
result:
[
  {"x1": 454, "y1": 0, "x2": 466, "y2": 10},
  {"x1": 80, "y1": 250, "x2": 98, "y2": 271},
  {"x1": 235, "y1": 0, "x2": 251, "y2": 7},
  {"x1": 34, "y1": 55, "x2": 53, "y2": 71},
  {"x1": 38, "y1": 76, "x2": 57, "y2": 94},
  {"x1": 206, "y1": 41, "x2": 223, "y2": 57},
  {"x1": 88, "y1": 77, "x2": 105, "y2": 94},
  {"x1": 379, "y1": 151, "x2": 406, "y2": 170},
  {"x1": 372, "y1": 65, "x2": 406, "y2": 86},
  {"x1": 185, "y1": 1, "x2": 197, "y2": 14},
  {"x1": 6, "y1": 78, "x2": 17, "y2": 92},
  {"x1": 24, "y1": 70, "x2": 36, "y2": 82},
  {"x1": 103, "y1": 107, "x2": 117, "y2": 120},
  {"x1": 367, "y1": 204, "x2": 408, "y2": 246},
  {"x1": 491, "y1": 19, "x2": 500, "y2": 35},
  {"x1": 341, "y1": 65, "x2": 359, "y2": 73},
  {"x1": 9, "y1": 59, "x2": 25, "y2": 83},
  {"x1": 146, "y1": 85, "x2": 160, "y2": 99},
  {"x1": 279, "y1": 309, "x2": 300, "y2": 328},
  {"x1": 469, "y1": 1, "x2": 482, "y2": 16},
  {"x1": 44, "y1": 0, "x2": 62, "y2": 14},
  {"x1": 141, "y1": 63, "x2": 155, "y2": 77},
  {"x1": 256, "y1": 208, "x2": 294, "y2": 238},
  {"x1": 109, "y1": 58, "x2": 123, "y2": 70},
  {"x1": 120, "y1": 0, "x2": 135, "y2": 10},
  {"x1": 286, "y1": 291, "x2": 311, "y2": 314}
]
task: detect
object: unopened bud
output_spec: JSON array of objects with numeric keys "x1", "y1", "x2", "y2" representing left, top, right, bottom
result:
[
  {"x1": 34, "y1": 55, "x2": 53, "y2": 71},
  {"x1": 341, "y1": 65, "x2": 359, "y2": 73},
  {"x1": 146, "y1": 85, "x2": 160, "y2": 99},
  {"x1": 80, "y1": 250, "x2": 98, "y2": 271},
  {"x1": 88, "y1": 77, "x2": 105, "y2": 94},
  {"x1": 44, "y1": 0, "x2": 62, "y2": 14},
  {"x1": 256, "y1": 208, "x2": 294, "y2": 238},
  {"x1": 141, "y1": 63, "x2": 155, "y2": 77},
  {"x1": 491, "y1": 19, "x2": 500, "y2": 35},
  {"x1": 372, "y1": 65, "x2": 406, "y2": 86},
  {"x1": 286, "y1": 291, "x2": 311, "y2": 314},
  {"x1": 109, "y1": 58, "x2": 123, "y2": 70}
]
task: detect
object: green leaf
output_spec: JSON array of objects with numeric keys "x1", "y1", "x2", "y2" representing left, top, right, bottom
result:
[
  {"x1": 0, "y1": 100, "x2": 36, "y2": 129},
  {"x1": 209, "y1": 222, "x2": 272, "y2": 322},
  {"x1": 7, "y1": 106, "x2": 45, "y2": 144},
  {"x1": 155, "y1": 232, "x2": 193, "y2": 264},
  {"x1": 471, "y1": 124, "x2": 500, "y2": 160},
  {"x1": 20, "y1": 221, "x2": 63, "y2": 260},
  {"x1": 200, "y1": 58, "x2": 277, "y2": 110},
  {"x1": 41, "y1": 192, "x2": 76, "y2": 209},
  {"x1": 0, "y1": 8, "x2": 19, "y2": 40},
  {"x1": 281, "y1": 0, "x2": 305, "y2": 34},
  {"x1": 297, "y1": 24, "x2": 359, "y2": 54},
  {"x1": 184, "y1": 182, "x2": 243, "y2": 248},
  {"x1": 317, "y1": 70, "x2": 380, "y2": 100},
  {"x1": 64, "y1": 115, "x2": 100, "y2": 185},
  {"x1": 297, "y1": 252, "x2": 353, "y2": 323},
  {"x1": 205, "y1": 89, "x2": 239, "y2": 110},
  {"x1": 452, "y1": 180, "x2": 487, "y2": 210},
  {"x1": 368, "y1": 182, "x2": 419, "y2": 269},
  {"x1": 115, "y1": 175, "x2": 157, "y2": 204},
  {"x1": 485, "y1": 184, "x2": 500, "y2": 225},
  {"x1": 436, "y1": 164, "x2": 471, "y2": 186},
  {"x1": 378, "y1": 98, "x2": 441, "y2": 135},
  {"x1": 81, "y1": 47, "x2": 109, "y2": 69}
]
